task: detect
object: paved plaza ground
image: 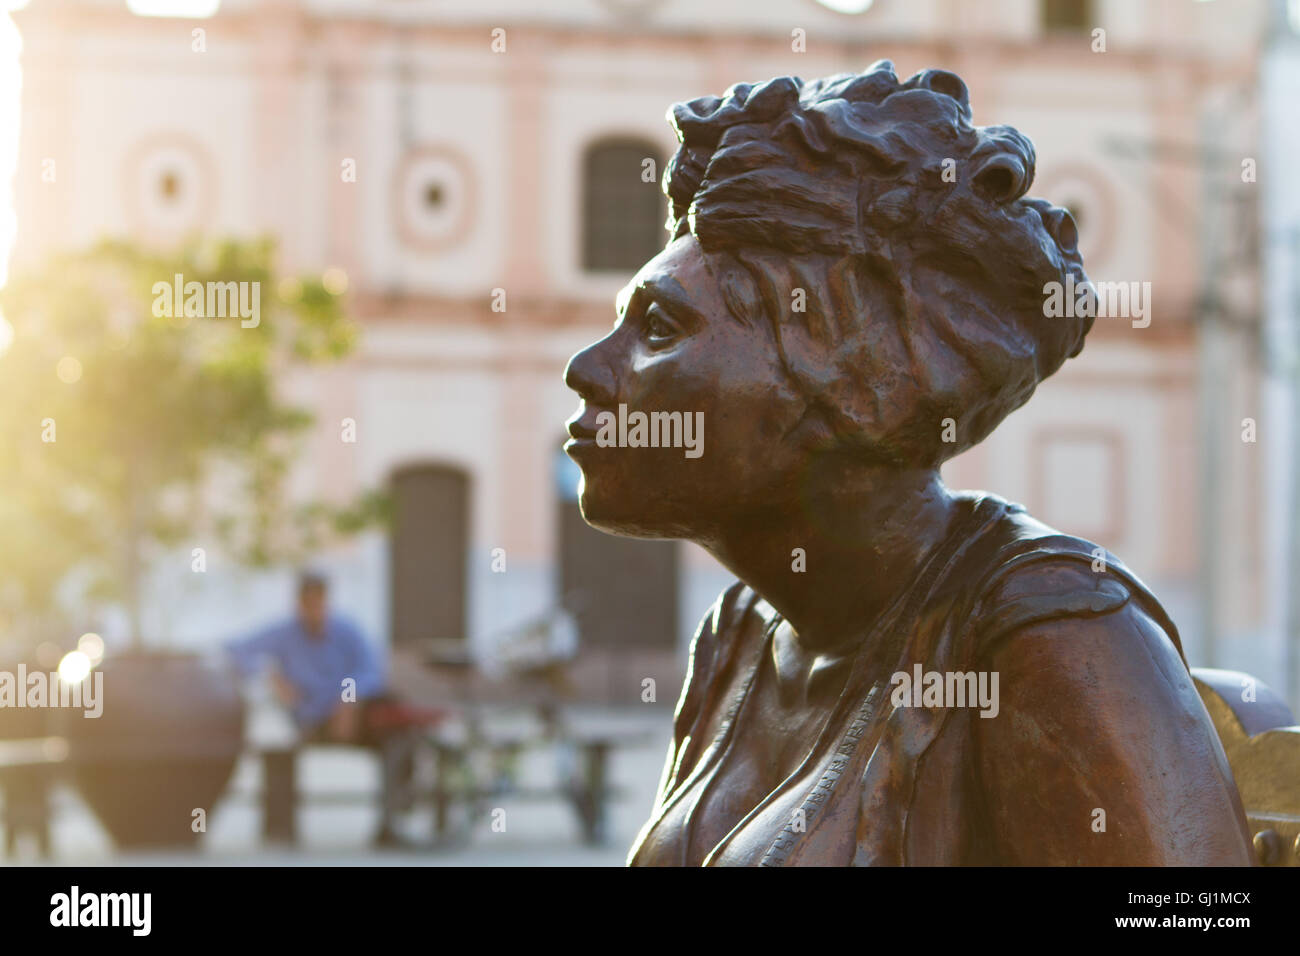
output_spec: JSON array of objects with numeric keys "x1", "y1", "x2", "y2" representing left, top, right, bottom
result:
[{"x1": 8, "y1": 705, "x2": 674, "y2": 868}]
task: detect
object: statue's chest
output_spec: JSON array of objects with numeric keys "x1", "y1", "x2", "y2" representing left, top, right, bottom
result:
[
  {"x1": 682, "y1": 654, "x2": 845, "y2": 854},
  {"x1": 633, "y1": 654, "x2": 874, "y2": 865},
  {"x1": 689, "y1": 742, "x2": 861, "y2": 866}
]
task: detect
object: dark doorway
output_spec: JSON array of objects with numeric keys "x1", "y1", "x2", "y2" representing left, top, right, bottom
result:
[
  {"x1": 554, "y1": 450, "x2": 678, "y2": 652},
  {"x1": 389, "y1": 464, "x2": 470, "y2": 646}
]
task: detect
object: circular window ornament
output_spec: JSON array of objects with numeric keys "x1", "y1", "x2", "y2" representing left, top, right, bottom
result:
[
  {"x1": 123, "y1": 134, "x2": 215, "y2": 239},
  {"x1": 392, "y1": 147, "x2": 476, "y2": 252}
]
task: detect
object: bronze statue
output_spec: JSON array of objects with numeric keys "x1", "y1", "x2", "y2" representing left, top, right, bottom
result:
[{"x1": 562, "y1": 61, "x2": 1254, "y2": 865}]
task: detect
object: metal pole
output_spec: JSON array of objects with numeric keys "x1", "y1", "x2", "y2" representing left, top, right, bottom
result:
[
  {"x1": 1197, "y1": 106, "x2": 1225, "y2": 669},
  {"x1": 1285, "y1": 231, "x2": 1300, "y2": 708}
]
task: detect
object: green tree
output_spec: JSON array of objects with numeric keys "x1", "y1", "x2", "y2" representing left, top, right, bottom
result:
[{"x1": 0, "y1": 237, "x2": 386, "y2": 650}]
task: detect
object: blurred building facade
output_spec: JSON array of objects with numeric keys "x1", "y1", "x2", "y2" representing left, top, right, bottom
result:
[{"x1": 9, "y1": 0, "x2": 1282, "y2": 701}]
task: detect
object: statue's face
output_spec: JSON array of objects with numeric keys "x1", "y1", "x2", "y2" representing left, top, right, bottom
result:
[{"x1": 563, "y1": 234, "x2": 809, "y2": 539}]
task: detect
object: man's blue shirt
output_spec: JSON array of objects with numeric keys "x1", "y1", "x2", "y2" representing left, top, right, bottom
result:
[{"x1": 225, "y1": 614, "x2": 387, "y2": 729}]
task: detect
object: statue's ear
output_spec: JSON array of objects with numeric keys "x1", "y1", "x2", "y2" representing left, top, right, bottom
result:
[{"x1": 971, "y1": 153, "x2": 1030, "y2": 205}]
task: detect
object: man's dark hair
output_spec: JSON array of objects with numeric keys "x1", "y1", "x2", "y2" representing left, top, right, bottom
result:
[{"x1": 297, "y1": 570, "x2": 328, "y2": 598}]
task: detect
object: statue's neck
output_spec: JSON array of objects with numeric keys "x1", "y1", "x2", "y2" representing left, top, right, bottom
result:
[{"x1": 701, "y1": 467, "x2": 958, "y2": 654}]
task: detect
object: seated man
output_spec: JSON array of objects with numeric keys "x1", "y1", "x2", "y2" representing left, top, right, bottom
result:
[{"x1": 225, "y1": 571, "x2": 424, "y2": 846}]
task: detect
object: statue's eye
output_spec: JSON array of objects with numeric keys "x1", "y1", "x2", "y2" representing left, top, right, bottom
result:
[{"x1": 644, "y1": 305, "x2": 679, "y2": 344}]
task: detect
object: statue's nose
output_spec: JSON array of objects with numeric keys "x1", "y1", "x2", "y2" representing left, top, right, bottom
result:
[{"x1": 564, "y1": 335, "x2": 618, "y2": 406}]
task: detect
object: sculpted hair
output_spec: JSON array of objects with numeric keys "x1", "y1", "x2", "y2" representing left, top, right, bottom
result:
[{"x1": 663, "y1": 60, "x2": 1092, "y2": 466}]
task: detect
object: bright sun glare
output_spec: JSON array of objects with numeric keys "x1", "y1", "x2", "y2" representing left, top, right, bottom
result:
[
  {"x1": 57, "y1": 650, "x2": 92, "y2": 685},
  {"x1": 0, "y1": 11, "x2": 18, "y2": 357},
  {"x1": 0, "y1": 5, "x2": 218, "y2": 361}
]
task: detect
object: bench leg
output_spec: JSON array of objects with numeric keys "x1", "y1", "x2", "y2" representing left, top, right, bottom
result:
[
  {"x1": 433, "y1": 744, "x2": 461, "y2": 841},
  {"x1": 377, "y1": 731, "x2": 419, "y2": 840},
  {"x1": 2, "y1": 769, "x2": 53, "y2": 860},
  {"x1": 575, "y1": 742, "x2": 610, "y2": 846},
  {"x1": 262, "y1": 749, "x2": 298, "y2": 845}
]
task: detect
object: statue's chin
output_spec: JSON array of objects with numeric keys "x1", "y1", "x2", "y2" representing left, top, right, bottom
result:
[
  {"x1": 576, "y1": 492, "x2": 689, "y2": 541},
  {"x1": 577, "y1": 502, "x2": 659, "y2": 539}
]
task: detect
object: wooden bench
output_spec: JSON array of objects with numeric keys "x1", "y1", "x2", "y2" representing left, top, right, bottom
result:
[
  {"x1": 0, "y1": 722, "x2": 653, "y2": 852},
  {"x1": 248, "y1": 719, "x2": 652, "y2": 847},
  {"x1": 427, "y1": 725, "x2": 653, "y2": 845},
  {"x1": 388, "y1": 639, "x2": 658, "y2": 846},
  {"x1": 0, "y1": 737, "x2": 68, "y2": 858}
]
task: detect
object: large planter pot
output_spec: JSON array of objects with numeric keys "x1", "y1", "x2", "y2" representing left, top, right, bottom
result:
[{"x1": 56, "y1": 650, "x2": 244, "y2": 849}]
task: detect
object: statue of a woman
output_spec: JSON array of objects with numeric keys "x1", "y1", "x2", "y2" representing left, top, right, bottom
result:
[{"x1": 562, "y1": 62, "x2": 1254, "y2": 865}]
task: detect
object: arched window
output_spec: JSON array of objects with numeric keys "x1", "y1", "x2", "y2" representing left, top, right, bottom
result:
[{"x1": 581, "y1": 138, "x2": 666, "y2": 273}]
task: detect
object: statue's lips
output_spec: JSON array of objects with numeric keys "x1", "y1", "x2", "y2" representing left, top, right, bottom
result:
[
  {"x1": 565, "y1": 411, "x2": 605, "y2": 441},
  {"x1": 563, "y1": 434, "x2": 599, "y2": 459},
  {"x1": 564, "y1": 412, "x2": 605, "y2": 459}
]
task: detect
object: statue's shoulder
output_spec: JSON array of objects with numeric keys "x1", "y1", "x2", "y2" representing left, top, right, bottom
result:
[
  {"x1": 669, "y1": 580, "x2": 775, "y2": 749},
  {"x1": 683, "y1": 579, "x2": 774, "y2": 675},
  {"x1": 953, "y1": 492, "x2": 1183, "y2": 664}
]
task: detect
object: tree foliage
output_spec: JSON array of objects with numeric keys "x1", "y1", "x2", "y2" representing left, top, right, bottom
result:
[{"x1": 0, "y1": 237, "x2": 386, "y2": 647}]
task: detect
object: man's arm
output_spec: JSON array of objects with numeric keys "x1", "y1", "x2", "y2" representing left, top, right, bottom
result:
[
  {"x1": 224, "y1": 623, "x2": 284, "y2": 677},
  {"x1": 225, "y1": 623, "x2": 301, "y2": 707},
  {"x1": 339, "y1": 618, "x2": 386, "y2": 700},
  {"x1": 973, "y1": 601, "x2": 1254, "y2": 865}
]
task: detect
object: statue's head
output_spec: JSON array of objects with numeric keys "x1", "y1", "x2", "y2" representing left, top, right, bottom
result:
[{"x1": 564, "y1": 60, "x2": 1091, "y2": 539}]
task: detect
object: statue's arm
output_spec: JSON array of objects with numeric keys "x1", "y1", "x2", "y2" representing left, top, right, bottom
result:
[{"x1": 972, "y1": 602, "x2": 1254, "y2": 865}]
